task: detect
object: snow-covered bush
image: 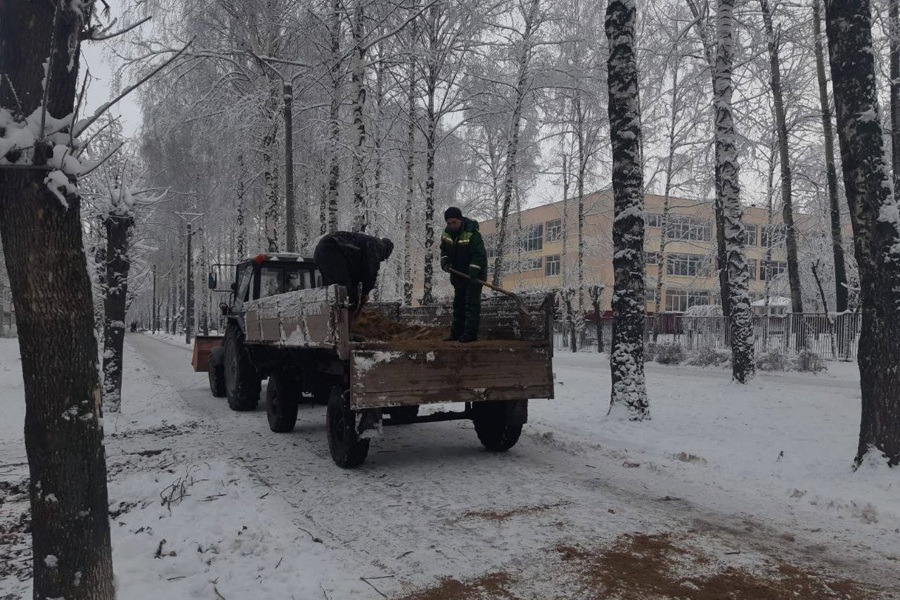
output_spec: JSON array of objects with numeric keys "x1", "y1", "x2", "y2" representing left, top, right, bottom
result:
[
  {"x1": 644, "y1": 342, "x2": 657, "y2": 362},
  {"x1": 687, "y1": 346, "x2": 730, "y2": 367},
  {"x1": 654, "y1": 343, "x2": 685, "y2": 365},
  {"x1": 791, "y1": 349, "x2": 827, "y2": 373},
  {"x1": 757, "y1": 348, "x2": 788, "y2": 371}
]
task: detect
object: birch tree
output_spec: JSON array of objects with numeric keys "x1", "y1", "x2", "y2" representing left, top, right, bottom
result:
[
  {"x1": 825, "y1": 0, "x2": 900, "y2": 467},
  {"x1": 714, "y1": 0, "x2": 755, "y2": 382},
  {"x1": 0, "y1": 1, "x2": 116, "y2": 597},
  {"x1": 606, "y1": 0, "x2": 649, "y2": 420}
]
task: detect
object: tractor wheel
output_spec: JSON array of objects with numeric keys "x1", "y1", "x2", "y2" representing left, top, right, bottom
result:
[
  {"x1": 385, "y1": 405, "x2": 419, "y2": 424},
  {"x1": 472, "y1": 400, "x2": 526, "y2": 452},
  {"x1": 224, "y1": 325, "x2": 260, "y2": 411},
  {"x1": 266, "y1": 372, "x2": 300, "y2": 433},
  {"x1": 208, "y1": 347, "x2": 226, "y2": 398},
  {"x1": 326, "y1": 386, "x2": 369, "y2": 468}
]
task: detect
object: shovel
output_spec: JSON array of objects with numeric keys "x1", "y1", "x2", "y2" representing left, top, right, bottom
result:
[{"x1": 448, "y1": 267, "x2": 532, "y2": 322}]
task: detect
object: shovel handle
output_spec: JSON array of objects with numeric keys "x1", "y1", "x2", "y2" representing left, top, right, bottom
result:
[{"x1": 447, "y1": 267, "x2": 530, "y2": 317}]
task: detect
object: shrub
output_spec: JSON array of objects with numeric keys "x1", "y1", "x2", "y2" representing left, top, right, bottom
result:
[
  {"x1": 655, "y1": 342, "x2": 685, "y2": 365},
  {"x1": 687, "y1": 346, "x2": 731, "y2": 367},
  {"x1": 644, "y1": 342, "x2": 657, "y2": 363},
  {"x1": 756, "y1": 348, "x2": 787, "y2": 371},
  {"x1": 791, "y1": 349, "x2": 827, "y2": 373}
]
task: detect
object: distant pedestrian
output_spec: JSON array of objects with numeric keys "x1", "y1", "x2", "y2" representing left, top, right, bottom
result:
[
  {"x1": 439, "y1": 207, "x2": 487, "y2": 343},
  {"x1": 313, "y1": 232, "x2": 394, "y2": 319}
]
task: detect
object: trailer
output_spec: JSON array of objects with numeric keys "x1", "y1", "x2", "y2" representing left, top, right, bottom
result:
[{"x1": 194, "y1": 252, "x2": 554, "y2": 468}]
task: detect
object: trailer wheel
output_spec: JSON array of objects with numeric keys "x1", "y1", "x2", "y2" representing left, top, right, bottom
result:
[
  {"x1": 386, "y1": 405, "x2": 419, "y2": 424},
  {"x1": 326, "y1": 387, "x2": 369, "y2": 468},
  {"x1": 208, "y1": 347, "x2": 226, "y2": 398},
  {"x1": 266, "y1": 373, "x2": 300, "y2": 433},
  {"x1": 472, "y1": 400, "x2": 526, "y2": 452},
  {"x1": 224, "y1": 325, "x2": 260, "y2": 411}
]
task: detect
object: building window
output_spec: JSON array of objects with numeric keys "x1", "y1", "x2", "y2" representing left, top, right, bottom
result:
[
  {"x1": 666, "y1": 215, "x2": 711, "y2": 242},
  {"x1": 666, "y1": 253, "x2": 705, "y2": 277},
  {"x1": 522, "y1": 256, "x2": 542, "y2": 271},
  {"x1": 646, "y1": 251, "x2": 662, "y2": 265},
  {"x1": 747, "y1": 258, "x2": 757, "y2": 280},
  {"x1": 760, "y1": 260, "x2": 787, "y2": 281},
  {"x1": 647, "y1": 213, "x2": 663, "y2": 228},
  {"x1": 545, "y1": 254, "x2": 560, "y2": 276},
  {"x1": 521, "y1": 224, "x2": 543, "y2": 252},
  {"x1": 761, "y1": 224, "x2": 786, "y2": 248},
  {"x1": 645, "y1": 287, "x2": 657, "y2": 303},
  {"x1": 744, "y1": 224, "x2": 758, "y2": 246},
  {"x1": 545, "y1": 219, "x2": 562, "y2": 242},
  {"x1": 665, "y1": 289, "x2": 711, "y2": 312}
]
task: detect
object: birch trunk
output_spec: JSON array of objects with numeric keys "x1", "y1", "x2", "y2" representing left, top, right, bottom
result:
[
  {"x1": 606, "y1": 0, "x2": 649, "y2": 420},
  {"x1": 350, "y1": 0, "x2": 368, "y2": 233},
  {"x1": 0, "y1": 2, "x2": 116, "y2": 595},
  {"x1": 422, "y1": 84, "x2": 437, "y2": 305},
  {"x1": 825, "y1": 0, "x2": 900, "y2": 466},
  {"x1": 404, "y1": 33, "x2": 417, "y2": 306},
  {"x1": 715, "y1": 0, "x2": 755, "y2": 383},
  {"x1": 327, "y1": 0, "x2": 342, "y2": 233}
]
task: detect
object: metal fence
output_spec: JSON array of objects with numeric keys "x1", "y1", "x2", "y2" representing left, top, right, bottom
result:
[{"x1": 555, "y1": 313, "x2": 860, "y2": 361}]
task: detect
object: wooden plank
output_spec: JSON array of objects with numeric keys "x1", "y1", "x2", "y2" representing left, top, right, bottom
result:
[
  {"x1": 350, "y1": 345, "x2": 553, "y2": 409},
  {"x1": 243, "y1": 285, "x2": 350, "y2": 359}
]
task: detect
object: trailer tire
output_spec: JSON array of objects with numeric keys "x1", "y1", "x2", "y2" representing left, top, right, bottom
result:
[
  {"x1": 266, "y1": 373, "x2": 300, "y2": 433},
  {"x1": 208, "y1": 347, "x2": 226, "y2": 398},
  {"x1": 385, "y1": 405, "x2": 419, "y2": 424},
  {"x1": 472, "y1": 400, "x2": 525, "y2": 452},
  {"x1": 326, "y1": 387, "x2": 369, "y2": 468},
  {"x1": 224, "y1": 325, "x2": 260, "y2": 411}
]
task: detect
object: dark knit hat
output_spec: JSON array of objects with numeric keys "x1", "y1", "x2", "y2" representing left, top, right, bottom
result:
[
  {"x1": 444, "y1": 206, "x2": 463, "y2": 221},
  {"x1": 381, "y1": 238, "x2": 394, "y2": 260}
]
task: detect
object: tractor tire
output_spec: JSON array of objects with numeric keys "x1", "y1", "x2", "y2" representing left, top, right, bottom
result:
[
  {"x1": 224, "y1": 325, "x2": 260, "y2": 412},
  {"x1": 385, "y1": 405, "x2": 419, "y2": 424},
  {"x1": 266, "y1": 372, "x2": 300, "y2": 433},
  {"x1": 208, "y1": 347, "x2": 226, "y2": 398},
  {"x1": 472, "y1": 400, "x2": 525, "y2": 452},
  {"x1": 326, "y1": 386, "x2": 369, "y2": 468}
]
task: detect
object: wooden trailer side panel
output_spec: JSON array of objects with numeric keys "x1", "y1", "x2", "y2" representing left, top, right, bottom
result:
[
  {"x1": 350, "y1": 346, "x2": 554, "y2": 409},
  {"x1": 244, "y1": 284, "x2": 350, "y2": 359}
]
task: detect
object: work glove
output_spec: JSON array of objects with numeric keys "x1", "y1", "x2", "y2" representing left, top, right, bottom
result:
[
  {"x1": 468, "y1": 265, "x2": 482, "y2": 282},
  {"x1": 440, "y1": 256, "x2": 451, "y2": 273}
]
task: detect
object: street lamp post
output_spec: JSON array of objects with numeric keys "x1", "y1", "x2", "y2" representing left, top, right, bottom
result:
[{"x1": 175, "y1": 212, "x2": 203, "y2": 344}]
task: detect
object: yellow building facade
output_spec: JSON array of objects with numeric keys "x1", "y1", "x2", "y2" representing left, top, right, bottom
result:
[{"x1": 477, "y1": 190, "x2": 789, "y2": 314}]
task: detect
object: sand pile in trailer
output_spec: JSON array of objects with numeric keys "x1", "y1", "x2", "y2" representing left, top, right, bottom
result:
[
  {"x1": 350, "y1": 310, "x2": 532, "y2": 349},
  {"x1": 351, "y1": 311, "x2": 447, "y2": 342}
]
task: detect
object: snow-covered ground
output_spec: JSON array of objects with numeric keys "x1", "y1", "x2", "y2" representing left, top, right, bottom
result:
[{"x1": 1, "y1": 334, "x2": 898, "y2": 599}]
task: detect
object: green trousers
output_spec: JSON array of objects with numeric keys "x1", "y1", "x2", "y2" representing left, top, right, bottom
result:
[{"x1": 451, "y1": 282, "x2": 482, "y2": 339}]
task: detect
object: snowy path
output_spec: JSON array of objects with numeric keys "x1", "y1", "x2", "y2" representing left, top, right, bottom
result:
[{"x1": 121, "y1": 333, "x2": 899, "y2": 598}]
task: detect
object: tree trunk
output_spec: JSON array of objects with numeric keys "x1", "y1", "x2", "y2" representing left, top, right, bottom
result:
[
  {"x1": 102, "y1": 213, "x2": 134, "y2": 413},
  {"x1": 327, "y1": 0, "x2": 342, "y2": 233},
  {"x1": 0, "y1": 3, "x2": 115, "y2": 596},
  {"x1": 891, "y1": 0, "x2": 900, "y2": 207},
  {"x1": 825, "y1": 0, "x2": 900, "y2": 467},
  {"x1": 812, "y1": 0, "x2": 848, "y2": 313},
  {"x1": 262, "y1": 85, "x2": 281, "y2": 252},
  {"x1": 421, "y1": 77, "x2": 437, "y2": 305},
  {"x1": 350, "y1": 0, "x2": 368, "y2": 233},
  {"x1": 236, "y1": 153, "x2": 246, "y2": 258},
  {"x1": 404, "y1": 35, "x2": 417, "y2": 306},
  {"x1": 606, "y1": 0, "x2": 649, "y2": 420},
  {"x1": 492, "y1": 0, "x2": 540, "y2": 288},
  {"x1": 715, "y1": 0, "x2": 755, "y2": 383},
  {"x1": 760, "y1": 0, "x2": 802, "y2": 314}
]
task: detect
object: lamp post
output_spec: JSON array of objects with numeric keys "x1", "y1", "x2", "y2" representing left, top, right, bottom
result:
[{"x1": 175, "y1": 212, "x2": 203, "y2": 344}]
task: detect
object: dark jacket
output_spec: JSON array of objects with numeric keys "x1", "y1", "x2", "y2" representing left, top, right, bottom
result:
[
  {"x1": 316, "y1": 232, "x2": 391, "y2": 297},
  {"x1": 440, "y1": 218, "x2": 488, "y2": 286}
]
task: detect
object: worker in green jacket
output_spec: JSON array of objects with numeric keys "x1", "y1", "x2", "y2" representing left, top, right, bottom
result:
[{"x1": 439, "y1": 207, "x2": 488, "y2": 343}]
